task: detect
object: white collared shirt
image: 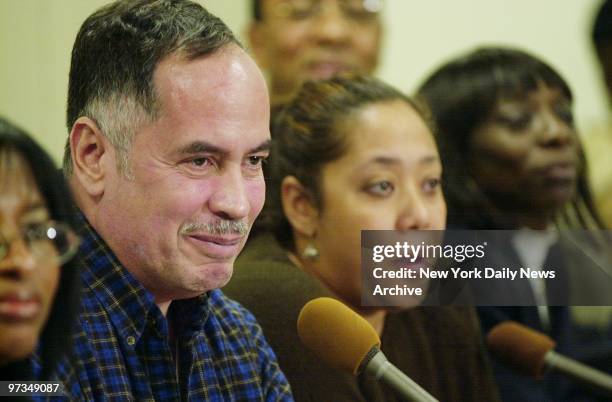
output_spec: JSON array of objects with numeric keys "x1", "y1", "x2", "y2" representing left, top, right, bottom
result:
[{"x1": 511, "y1": 227, "x2": 559, "y2": 331}]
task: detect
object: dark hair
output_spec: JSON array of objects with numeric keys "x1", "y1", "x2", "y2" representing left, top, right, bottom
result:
[
  {"x1": 593, "y1": 0, "x2": 612, "y2": 45},
  {"x1": 268, "y1": 74, "x2": 430, "y2": 249},
  {"x1": 417, "y1": 47, "x2": 603, "y2": 229},
  {"x1": 0, "y1": 117, "x2": 80, "y2": 380},
  {"x1": 252, "y1": 0, "x2": 263, "y2": 21},
  {"x1": 64, "y1": 0, "x2": 240, "y2": 174}
]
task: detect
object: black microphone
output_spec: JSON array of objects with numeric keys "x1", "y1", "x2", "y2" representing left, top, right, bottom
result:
[
  {"x1": 297, "y1": 297, "x2": 439, "y2": 402},
  {"x1": 487, "y1": 321, "x2": 612, "y2": 397}
]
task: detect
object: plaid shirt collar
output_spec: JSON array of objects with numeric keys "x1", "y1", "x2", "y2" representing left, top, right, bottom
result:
[{"x1": 76, "y1": 213, "x2": 211, "y2": 345}]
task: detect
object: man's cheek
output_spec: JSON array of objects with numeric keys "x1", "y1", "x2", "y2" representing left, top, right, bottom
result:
[{"x1": 247, "y1": 181, "x2": 266, "y2": 218}]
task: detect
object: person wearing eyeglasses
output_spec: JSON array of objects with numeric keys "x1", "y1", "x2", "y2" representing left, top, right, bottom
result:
[
  {"x1": 0, "y1": 117, "x2": 80, "y2": 384},
  {"x1": 249, "y1": 0, "x2": 383, "y2": 106}
]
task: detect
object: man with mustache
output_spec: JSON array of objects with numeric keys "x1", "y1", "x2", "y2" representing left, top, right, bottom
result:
[
  {"x1": 248, "y1": 0, "x2": 383, "y2": 106},
  {"x1": 38, "y1": 0, "x2": 293, "y2": 400}
]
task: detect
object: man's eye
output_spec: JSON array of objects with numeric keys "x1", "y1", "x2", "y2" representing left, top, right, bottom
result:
[
  {"x1": 247, "y1": 156, "x2": 267, "y2": 167},
  {"x1": 191, "y1": 157, "x2": 210, "y2": 167}
]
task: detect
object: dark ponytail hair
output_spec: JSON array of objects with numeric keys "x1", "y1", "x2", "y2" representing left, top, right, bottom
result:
[{"x1": 267, "y1": 74, "x2": 432, "y2": 249}]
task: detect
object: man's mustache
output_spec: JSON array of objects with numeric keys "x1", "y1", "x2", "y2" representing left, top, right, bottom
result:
[{"x1": 180, "y1": 220, "x2": 249, "y2": 236}]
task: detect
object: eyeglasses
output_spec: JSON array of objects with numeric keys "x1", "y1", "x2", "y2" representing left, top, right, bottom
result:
[
  {"x1": 272, "y1": 0, "x2": 382, "y2": 23},
  {"x1": 0, "y1": 221, "x2": 80, "y2": 265}
]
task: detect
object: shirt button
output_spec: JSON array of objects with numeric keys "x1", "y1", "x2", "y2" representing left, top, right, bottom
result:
[{"x1": 126, "y1": 336, "x2": 136, "y2": 346}]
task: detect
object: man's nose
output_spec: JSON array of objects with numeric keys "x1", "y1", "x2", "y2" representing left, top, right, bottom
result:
[
  {"x1": 311, "y1": 1, "x2": 352, "y2": 44},
  {"x1": 207, "y1": 170, "x2": 250, "y2": 221}
]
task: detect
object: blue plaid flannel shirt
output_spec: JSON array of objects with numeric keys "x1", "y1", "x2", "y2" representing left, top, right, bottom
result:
[{"x1": 35, "y1": 216, "x2": 293, "y2": 401}]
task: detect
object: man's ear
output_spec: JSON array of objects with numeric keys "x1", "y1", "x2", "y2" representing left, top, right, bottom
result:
[
  {"x1": 69, "y1": 116, "x2": 110, "y2": 197},
  {"x1": 247, "y1": 22, "x2": 269, "y2": 70},
  {"x1": 280, "y1": 176, "x2": 319, "y2": 237}
]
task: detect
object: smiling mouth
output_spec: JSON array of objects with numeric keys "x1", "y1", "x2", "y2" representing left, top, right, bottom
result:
[
  {"x1": 188, "y1": 234, "x2": 243, "y2": 245},
  {"x1": 185, "y1": 234, "x2": 245, "y2": 259},
  {"x1": 307, "y1": 62, "x2": 350, "y2": 79}
]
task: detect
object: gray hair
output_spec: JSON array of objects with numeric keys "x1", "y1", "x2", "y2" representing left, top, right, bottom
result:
[{"x1": 64, "y1": 0, "x2": 240, "y2": 177}]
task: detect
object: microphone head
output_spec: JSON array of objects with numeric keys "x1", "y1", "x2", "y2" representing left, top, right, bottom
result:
[
  {"x1": 486, "y1": 321, "x2": 556, "y2": 379},
  {"x1": 297, "y1": 297, "x2": 381, "y2": 375}
]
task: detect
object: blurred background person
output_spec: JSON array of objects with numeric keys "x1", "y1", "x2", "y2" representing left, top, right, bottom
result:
[
  {"x1": 593, "y1": 0, "x2": 612, "y2": 108},
  {"x1": 247, "y1": 0, "x2": 385, "y2": 238},
  {"x1": 225, "y1": 75, "x2": 501, "y2": 402},
  {"x1": 0, "y1": 117, "x2": 80, "y2": 381},
  {"x1": 418, "y1": 47, "x2": 612, "y2": 402},
  {"x1": 2, "y1": 2, "x2": 608, "y2": 165},
  {"x1": 583, "y1": 0, "x2": 612, "y2": 227},
  {"x1": 248, "y1": 0, "x2": 382, "y2": 107}
]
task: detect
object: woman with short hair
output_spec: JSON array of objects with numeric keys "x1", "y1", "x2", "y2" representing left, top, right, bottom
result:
[{"x1": 418, "y1": 47, "x2": 612, "y2": 401}]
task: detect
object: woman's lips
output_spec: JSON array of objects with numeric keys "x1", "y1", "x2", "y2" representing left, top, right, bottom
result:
[
  {"x1": 378, "y1": 257, "x2": 432, "y2": 286},
  {"x1": 0, "y1": 291, "x2": 42, "y2": 322},
  {"x1": 386, "y1": 255, "x2": 427, "y2": 267},
  {"x1": 532, "y1": 161, "x2": 578, "y2": 201},
  {"x1": 542, "y1": 162, "x2": 577, "y2": 181}
]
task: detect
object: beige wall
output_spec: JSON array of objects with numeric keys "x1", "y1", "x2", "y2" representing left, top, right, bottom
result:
[{"x1": 0, "y1": 0, "x2": 607, "y2": 164}]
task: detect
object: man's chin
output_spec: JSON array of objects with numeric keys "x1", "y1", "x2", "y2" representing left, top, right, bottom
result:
[{"x1": 192, "y1": 261, "x2": 234, "y2": 292}]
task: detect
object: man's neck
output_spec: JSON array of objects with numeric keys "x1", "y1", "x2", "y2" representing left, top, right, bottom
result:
[{"x1": 158, "y1": 301, "x2": 171, "y2": 316}]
